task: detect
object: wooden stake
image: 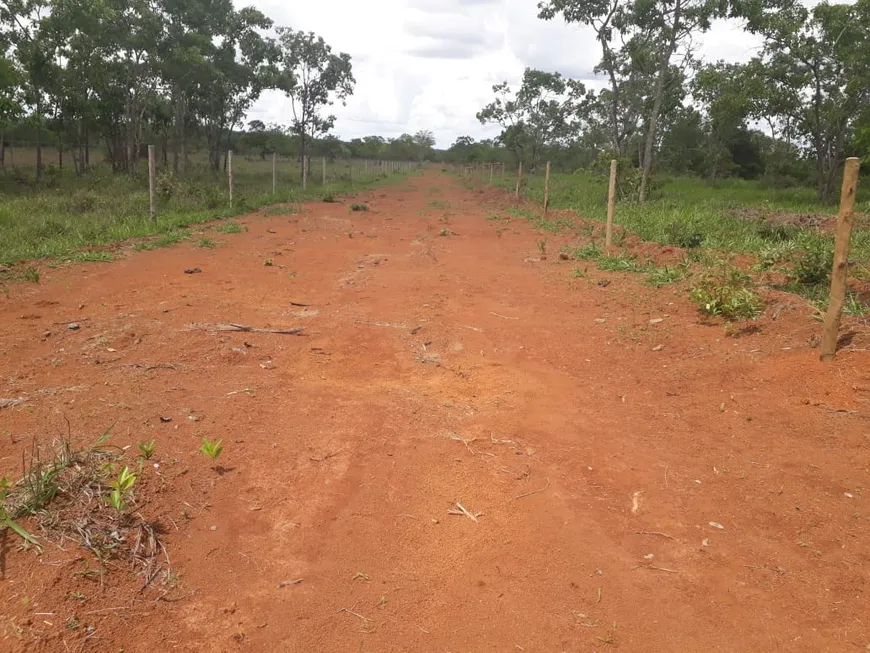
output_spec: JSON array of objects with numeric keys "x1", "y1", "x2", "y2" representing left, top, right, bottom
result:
[
  {"x1": 321, "y1": 157, "x2": 326, "y2": 185},
  {"x1": 227, "y1": 150, "x2": 233, "y2": 205},
  {"x1": 302, "y1": 155, "x2": 308, "y2": 190},
  {"x1": 272, "y1": 152, "x2": 277, "y2": 194},
  {"x1": 606, "y1": 159, "x2": 618, "y2": 249},
  {"x1": 820, "y1": 157, "x2": 861, "y2": 361},
  {"x1": 489, "y1": 163, "x2": 494, "y2": 183},
  {"x1": 515, "y1": 161, "x2": 523, "y2": 199},
  {"x1": 147, "y1": 144, "x2": 157, "y2": 222},
  {"x1": 544, "y1": 161, "x2": 551, "y2": 215}
]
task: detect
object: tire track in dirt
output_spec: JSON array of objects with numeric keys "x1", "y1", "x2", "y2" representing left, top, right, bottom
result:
[{"x1": 1, "y1": 170, "x2": 868, "y2": 652}]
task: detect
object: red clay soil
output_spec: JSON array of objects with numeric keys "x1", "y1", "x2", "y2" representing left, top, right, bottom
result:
[{"x1": 1, "y1": 169, "x2": 869, "y2": 652}]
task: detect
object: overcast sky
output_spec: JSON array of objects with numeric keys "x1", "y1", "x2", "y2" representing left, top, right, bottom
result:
[{"x1": 246, "y1": 0, "x2": 764, "y2": 148}]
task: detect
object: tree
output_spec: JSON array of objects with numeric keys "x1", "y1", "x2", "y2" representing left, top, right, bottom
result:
[
  {"x1": 276, "y1": 27, "x2": 354, "y2": 180},
  {"x1": 539, "y1": 0, "x2": 727, "y2": 200},
  {"x1": 477, "y1": 67, "x2": 586, "y2": 170},
  {"x1": 412, "y1": 129, "x2": 435, "y2": 161}
]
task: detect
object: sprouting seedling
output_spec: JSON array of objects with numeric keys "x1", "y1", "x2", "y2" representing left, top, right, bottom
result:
[
  {"x1": 106, "y1": 466, "x2": 136, "y2": 512},
  {"x1": 138, "y1": 439, "x2": 156, "y2": 459},
  {"x1": 200, "y1": 438, "x2": 223, "y2": 462}
]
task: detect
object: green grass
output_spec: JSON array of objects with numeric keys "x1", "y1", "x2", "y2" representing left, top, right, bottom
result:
[
  {"x1": 197, "y1": 237, "x2": 217, "y2": 249},
  {"x1": 0, "y1": 158, "x2": 409, "y2": 265},
  {"x1": 495, "y1": 172, "x2": 870, "y2": 261},
  {"x1": 215, "y1": 221, "x2": 246, "y2": 234}
]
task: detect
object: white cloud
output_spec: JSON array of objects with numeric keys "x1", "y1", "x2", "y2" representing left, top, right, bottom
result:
[{"x1": 243, "y1": 0, "x2": 771, "y2": 148}]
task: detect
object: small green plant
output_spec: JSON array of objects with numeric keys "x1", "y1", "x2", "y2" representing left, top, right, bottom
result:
[
  {"x1": 439, "y1": 228, "x2": 455, "y2": 237},
  {"x1": 69, "y1": 251, "x2": 115, "y2": 263},
  {"x1": 0, "y1": 476, "x2": 39, "y2": 545},
  {"x1": 597, "y1": 253, "x2": 646, "y2": 273},
  {"x1": 646, "y1": 266, "x2": 686, "y2": 287},
  {"x1": 566, "y1": 242, "x2": 602, "y2": 261},
  {"x1": 571, "y1": 267, "x2": 586, "y2": 278},
  {"x1": 197, "y1": 237, "x2": 217, "y2": 249},
  {"x1": 689, "y1": 266, "x2": 764, "y2": 320},
  {"x1": 106, "y1": 466, "x2": 136, "y2": 512},
  {"x1": 137, "y1": 439, "x2": 156, "y2": 460},
  {"x1": 793, "y1": 242, "x2": 833, "y2": 285},
  {"x1": 22, "y1": 266, "x2": 40, "y2": 283},
  {"x1": 200, "y1": 437, "x2": 223, "y2": 462},
  {"x1": 844, "y1": 292, "x2": 868, "y2": 317},
  {"x1": 216, "y1": 221, "x2": 245, "y2": 234},
  {"x1": 264, "y1": 258, "x2": 274, "y2": 267},
  {"x1": 350, "y1": 203, "x2": 368, "y2": 212},
  {"x1": 322, "y1": 193, "x2": 337, "y2": 203},
  {"x1": 536, "y1": 239, "x2": 547, "y2": 257},
  {"x1": 754, "y1": 241, "x2": 797, "y2": 271}
]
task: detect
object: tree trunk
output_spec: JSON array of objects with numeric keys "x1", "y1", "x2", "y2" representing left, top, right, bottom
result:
[
  {"x1": 638, "y1": 0, "x2": 681, "y2": 202},
  {"x1": 300, "y1": 132, "x2": 307, "y2": 183}
]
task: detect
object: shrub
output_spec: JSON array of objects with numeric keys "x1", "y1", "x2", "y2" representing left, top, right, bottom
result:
[
  {"x1": 690, "y1": 266, "x2": 763, "y2": 320},
  {"x1": 793, "y1": 242, "x2": 833, "y2": 285}
]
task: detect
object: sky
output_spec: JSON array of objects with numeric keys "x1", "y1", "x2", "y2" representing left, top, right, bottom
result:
[{"x1": 245, "y1": 0, "x2": 766, "y2": 149}]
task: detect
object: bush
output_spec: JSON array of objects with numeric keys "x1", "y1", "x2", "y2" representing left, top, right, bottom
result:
[
  {"x1": 690, "y1": 266, "x2": 763, "y2": 320},
  {"x1": 793, "y1": 242, "x2": 833, "y2": 285},
  {"x1": 663, "y1": 220, "x2": 703, "y2": 248}
]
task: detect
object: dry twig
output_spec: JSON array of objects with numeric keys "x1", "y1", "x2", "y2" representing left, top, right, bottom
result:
[
  {"x1": 447, "y1": 501, "x2": 481, "y2": 522},
  {"x1": 512, "y1": 478, "x2": 551, "y2": 501}
]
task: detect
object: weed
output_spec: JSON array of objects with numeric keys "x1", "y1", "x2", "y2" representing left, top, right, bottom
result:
[
  {"x1": 106, "y1": 466, "x2": 136, "y2": 512},
  {"x1": 689, "y1": 266, "x2": 763, "y2": 320},
  {"x1": 350, "y1": 203, "x2": 368, "y2": 212},
  {"x1": 536, "y1": 239, "x2": 547, "y2": 257},
  {"x1": 793, "y1": 241, "x2": 833, "y2": 285},
  {"x1": 137, "y1": 439, "x2": 156, "y2": 460},
  {"x1": 322, "y1": 193, "x2": 337, "y2": 203},
  {"x1": 647, "y1": 266, "x2": 686, "y2": 287},
  {"x1": 439, "y1": 228, "x2": 455, "y2": 237},
  {"x1": 571, "y1": 267, "x2": 587, "y2": 278},
  {"x1": 264, "y1": 258, "x2": 274, "y2": 267},
  {"x1": 263, "y1": 205, "x2": 299, "y2": 216},
  {"x1": 565, "y1": 242, "x2": 602, "y2": 261},
  {"x1": 216, "y1": 221, "x2": 245, "y2": 234},
  {"x1": 429, "y1": 200, "x2": 449, "y2": 209},
  {"x1": 69, "y1": 251, "x2": 115, "y2": 263},
  {"x1": 22, "y1": 266, "x2": 39, "y2": 283},
  {"x1": 0, "y1": 476, "x2": 38, "y2": 545},
  {"x1": 663, "y1": 221, "x2": 703, "y2": 248},
  {"x1": 197, "y1": 237, "x2": 217, "y2": 249},
  {"x1": 755, "y1": 241, "x2": 798, "y2": 271},
  {"x1": 597, "y1": 253, "x2": 648, "y2": 273},
  {"x1": 200, "y1": 437, "x2": 223, "y2": 462},
  {"x1": 844, "y1": 293, "x2": 868, "y2": 317}
]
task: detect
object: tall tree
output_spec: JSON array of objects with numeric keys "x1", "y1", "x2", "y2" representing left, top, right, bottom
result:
[
  {"x1": 412, "y1": 129, "x2": 435, "y2": 161},
  {"x1": 276, "y1": 27, "x2": 354, "y2": 180}
]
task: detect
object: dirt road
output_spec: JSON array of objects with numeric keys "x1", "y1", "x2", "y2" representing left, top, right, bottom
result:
[{"x1": 1, "y1": 169, "x2": 868, "y2": 652}]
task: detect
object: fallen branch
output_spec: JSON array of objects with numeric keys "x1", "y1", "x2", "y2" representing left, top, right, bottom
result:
[
  {"x1": 490, "y1": 312, "x2": 518, "y2": 320},
  {"x1": 632, "y1": 564, "x2": 679, "y2": 574},
  {"x1": 188, "y1": 323, "x2": 305, "y2": 335},
  {"x1": 635, "y1": 531, "x2": 675, "y2": 540},
  {"x1": 447, "y1": 501, "x2": 481, "y2": 522},
  {"x1": 278, "y1": 579, "x2": 303, "y2": 588},
  {"x1": 0, "y1": 397, "x2": 25, "y2": 409},
  {"x1": 123, "y1": 363, "x2": 178, "y2": 371},
  {"x1": 338, "y1": 607, "x2": 371, "y2": 623},
  {"x1": 512, "y1": 478, "x2": 551, "y2": 501}
]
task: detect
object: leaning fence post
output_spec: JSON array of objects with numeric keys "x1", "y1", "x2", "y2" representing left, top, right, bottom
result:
[
  {"x1": 148, "y1": 145, "x2": 157, "y2": 222},
  {"x1": 820, "y1": 157, "x2": 861, "y2": 361},
  {"x1": 606, "y1": 159, "x2": 618, "y2": 249}
]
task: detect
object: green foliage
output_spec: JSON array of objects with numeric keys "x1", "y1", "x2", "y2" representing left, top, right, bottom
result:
[
  {"x1": 22, "y1": 266, "x2": 40, "y2": 282},
  {"x1": 137, "y1": 440, "x2": 156, "y2": 460},
  {"x1": 646, "y1": 266, "x2": 686, "y2": 287},
  {"x1": 197, "y1": 237, "x2": 217, "y2": 249},
  {"x1": 596, "y1": 252, "x2": 648, "y2": 273},
  {"x1": 216, "y1": 221, "x2": 246, "y2": 234},
  {"x1": 350, "y1": 203, "x2": 368, "y2": 212},
  {"x1": 793, "y1": 241, "x2": 833, "y2": 286},
  {"x1": 263, "y1": 258, "x2": 274, "y2": 266},
  {"x1": 565, "y1": 241, "x2": 602, "y2": 261},
  {"x1": 200, "y1": 438, "x2": 224, "y2": 462},
  {"x1": 689, "y1": 266, "x2": 764, "y2": 320},
  {"x1": 0, "y1": 476, "x2": 38, "y2": 546},
  {"x1": 106, "y1": 466, "x2": 136, "y2": 512}
]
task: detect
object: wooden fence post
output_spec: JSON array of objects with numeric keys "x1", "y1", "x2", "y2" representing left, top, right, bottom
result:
[
  {"x1": 544, "y1": 161, "x2": 552, "y2": 215},
  {"x1": 302, "y1": 155, "x2": 308, "y2": 190},
  {"x1": 515, "y1": 161, "x2": 523, "y2": 199},
  {"x1": 227, "y1": 150, "x2": 233, "y2": 205},
  {"x1": 606, "y1": 159, "x2": 618, "y2": 249},
  {"x1": 820, "y1": 157, "x2": 861, "y2": 361},
  {"x1": 271, "y1": 152, "x2": 277, "y2": 194},
  {"x1": 489, "y1": 163, "x2": 494, "y2": 183},
  {"x1": 148, "y1": 144, "x2": 157, "y2": 222}
]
